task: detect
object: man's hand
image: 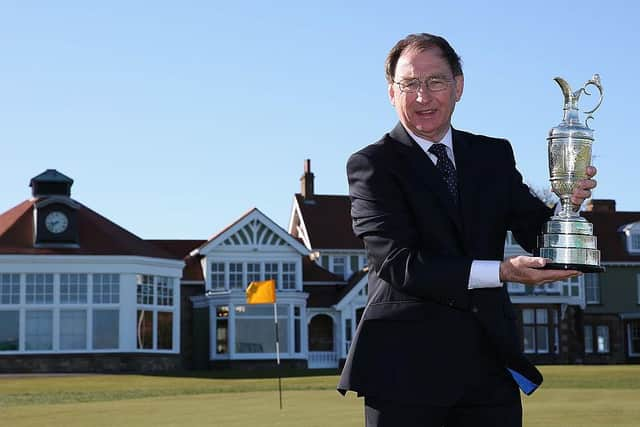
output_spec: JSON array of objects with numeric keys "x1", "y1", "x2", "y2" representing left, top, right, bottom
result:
[
  {"x1": 499, "y1": 256, "x2": 580, "y2": 285},
  {"x1": 571, "y1": 166, "x2": 597, "y2": 209}
]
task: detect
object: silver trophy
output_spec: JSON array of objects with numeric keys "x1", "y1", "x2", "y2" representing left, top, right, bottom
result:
[{"x1": 536, "y1": 74, "x2": 605, "y2": 272}]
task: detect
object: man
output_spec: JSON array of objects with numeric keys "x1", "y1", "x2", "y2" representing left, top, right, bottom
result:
[{"x1": 337, "y1": 33, "x2": 597, "y2": 427}]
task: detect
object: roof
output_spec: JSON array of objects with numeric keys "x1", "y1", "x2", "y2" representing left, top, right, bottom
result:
[
  {"x1": 582, "y1": 210, "x2": 640, "y2": 262},
  {"x1": 294, "y1": 194, "x2": 363, "y2": 250},
  {"x1": 304, "y1": 285, "x2": 343, "y2": 307},
  {"x1": 302, "y1": 257, "x2": 345, "y2": 282},
  {"x1": 0, "y1": 199, "x2": 175, "y2": 258},
  {"x1": 148, "y1": 239, "x2": 206, "y2": 281},
  {"x1": 337, "y1": 268, "x2": 368, "y2": 302}
]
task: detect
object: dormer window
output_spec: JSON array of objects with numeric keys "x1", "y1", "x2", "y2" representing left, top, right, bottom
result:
[{"x1": 620, "y1": 222, "x2": 640, "y2": 254}]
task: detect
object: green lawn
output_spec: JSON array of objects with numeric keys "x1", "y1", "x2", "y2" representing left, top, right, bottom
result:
[{"x1": 1, "y1": 366, "x2": 639, "y2": 426}]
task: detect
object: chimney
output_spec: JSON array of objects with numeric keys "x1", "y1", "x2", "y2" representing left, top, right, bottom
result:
[
  {"x1": 584, "y1": 199, "x2": 616, "y2": 213},
  {"x1": 300, "y1": 159, "x2": 314, "y2": 199}
]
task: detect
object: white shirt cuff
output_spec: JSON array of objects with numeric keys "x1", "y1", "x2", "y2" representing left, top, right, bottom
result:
[{"x1": 468, "y1": 260, "x2": 502, "y2": 289}]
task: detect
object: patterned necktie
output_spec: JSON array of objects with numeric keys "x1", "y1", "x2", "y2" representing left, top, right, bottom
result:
[{"x1": 428, "y1": 143, "x2": 458, "y2": 204}]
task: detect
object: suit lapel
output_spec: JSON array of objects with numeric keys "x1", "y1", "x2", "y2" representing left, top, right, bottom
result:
[{"x1": 389, "y1": 123, "x2": 463, "y2": 237}]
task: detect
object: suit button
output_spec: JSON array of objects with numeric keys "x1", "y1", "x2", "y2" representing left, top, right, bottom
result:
[{"x1": 472, "y1": 306, "x2": 479, "y2": 313}]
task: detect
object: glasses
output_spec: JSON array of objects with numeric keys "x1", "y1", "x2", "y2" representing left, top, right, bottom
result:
[{"x1": 394, "y1": 77, "x2": 453, "y2": 93}]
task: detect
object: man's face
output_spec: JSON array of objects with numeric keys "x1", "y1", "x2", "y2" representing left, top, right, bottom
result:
[{"x1": 389, "y1": 47, "x2": 464, "y2": 142}]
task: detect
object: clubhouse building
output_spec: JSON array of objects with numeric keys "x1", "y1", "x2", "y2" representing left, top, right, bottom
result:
[{"x1": 0, "y1": 164, "x2": 638, "y2": 372}]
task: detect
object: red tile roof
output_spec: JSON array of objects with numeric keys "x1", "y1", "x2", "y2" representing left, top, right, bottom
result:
[
  {"x1": 304, "y1": 285, "x2": 343, "y2": 307},
  {"x1": 582, "y1": 210, "x2": 640, "y2": 262},
  {"x1": 302, "y1": 257, "x2": 345, "y2": 282},
  {"x1": 147, "y1": 240, "x2": 206, "y2": 281},
  {"x1": 294, "y1": 194, "x2": 363, "y2": 250},
  {"x1": 0, "y1": 199, "x2": 174, "y2": 258}
]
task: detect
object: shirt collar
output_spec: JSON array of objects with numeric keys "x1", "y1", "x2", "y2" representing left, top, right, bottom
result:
[{"x1": 406, "y1": 127, "x2": 454, "y2": 161}]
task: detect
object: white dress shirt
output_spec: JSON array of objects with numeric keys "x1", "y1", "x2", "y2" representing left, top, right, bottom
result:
[{"x1": 406, "y1": 127, "x2": 502, "y2": 289}]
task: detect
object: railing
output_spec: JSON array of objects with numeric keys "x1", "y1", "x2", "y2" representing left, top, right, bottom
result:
[{"x1": 308, "y1": 351, "x2": 338, "y2": 369}]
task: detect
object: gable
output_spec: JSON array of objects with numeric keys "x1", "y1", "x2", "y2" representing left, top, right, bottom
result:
[
  {"x1": 221, "y1": 218, "x2": 288, "y2": 247},
  {"x1": 195, "y1": 208, "x2": 309, "y2": 256}
]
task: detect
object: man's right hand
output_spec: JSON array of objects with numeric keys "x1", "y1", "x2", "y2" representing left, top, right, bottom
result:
[{"x1": 499, "y1": 256, "x2": 581, "y2": 285}]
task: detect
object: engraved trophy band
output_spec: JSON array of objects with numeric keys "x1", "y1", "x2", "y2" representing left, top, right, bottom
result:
[{"x1": 536, "y1": 74, "x2": 605, "y2": 273}]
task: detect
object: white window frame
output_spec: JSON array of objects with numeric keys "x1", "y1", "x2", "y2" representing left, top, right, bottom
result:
[
  {"x1": 0, "y1": 274, "x2": 21, "y2": 305},
  {"x1": 136, "y1": 275, "x2": 177, "y2": 352},
  {"x1": 332, "y1": 256, "x2": 347, "y2": 278},
  {"x1": 522, "y1": 308, "x2": 556, "y2": 354},
  {"x1": 585, "y1": 273, "x2": 601, "y2": 304},
  {"x1": 211, "y1": 263, "x2": 225, "y2": 290},
  {"x1": 228, "y1": 263, "x2": 244, "y2": 290}
]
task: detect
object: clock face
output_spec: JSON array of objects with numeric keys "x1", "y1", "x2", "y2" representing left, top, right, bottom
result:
[{"x1": 44, "y1": 211, "x2": 69, "y2": 234}]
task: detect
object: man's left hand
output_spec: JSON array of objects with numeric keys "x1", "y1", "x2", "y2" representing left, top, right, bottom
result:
[{"x1": 571, "y1": 166, "x2": 597, "y2": 208}]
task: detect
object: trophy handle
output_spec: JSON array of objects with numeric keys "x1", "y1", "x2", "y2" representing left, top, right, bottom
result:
[{"x1": 581, "y1": 74, "x2": 604, "y2": 126}]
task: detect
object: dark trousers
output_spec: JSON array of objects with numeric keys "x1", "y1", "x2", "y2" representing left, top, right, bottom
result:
[{"x1": 364, "y1": 396, "x2": 522, "y2": 427}]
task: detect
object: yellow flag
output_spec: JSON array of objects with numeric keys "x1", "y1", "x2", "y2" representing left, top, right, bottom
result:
[{"x1": 246, "y1": 279, "x2": 276, "y2": 304}]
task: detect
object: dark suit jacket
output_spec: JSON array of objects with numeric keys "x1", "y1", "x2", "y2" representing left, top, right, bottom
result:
[{"x1": 337, "y1": 123, "x2": 553, "y2": 405}]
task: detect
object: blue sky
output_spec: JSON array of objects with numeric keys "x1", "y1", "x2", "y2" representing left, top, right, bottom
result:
[{"x1": 1, "y1": 1, "x2": 637, "y2": 238}]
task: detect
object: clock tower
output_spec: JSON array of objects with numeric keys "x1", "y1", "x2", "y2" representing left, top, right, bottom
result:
[{"x1": 31, "y1": 169, "x2": 80, "y2": 246}]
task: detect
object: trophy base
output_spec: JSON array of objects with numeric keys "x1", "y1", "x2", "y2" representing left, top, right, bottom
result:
[
  {"x1": 536, "y1": 217, "x2": 605, "y2": 273},
  {"x1": 539, "y1": 262, "x2": 605, "y2": 273}
]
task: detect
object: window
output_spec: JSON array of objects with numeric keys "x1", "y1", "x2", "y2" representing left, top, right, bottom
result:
[
  {"x1": 229, "y1": 263, "x2": 243, "y2": 290},
  {"x1": 156, "y1": 277, "x2": 174, "y2": 306},
  {"x1": 507, "y1": 282, "x2": 525, "y2": 294},
  {"x1": 25, "y1": 274, "x2": 53, "y2": 304},
  {"x1": 264, "y1": 263, "x2": 278, "y2": 281},
  {"x1": 60, "y1": 274, "x2": 88, "y2": 304},
  {"x1": 0, "y1": 311, "x2": 19, "y2": 351},
  {"x1": 137, "y1": 275, "x2": 154, "y2": 305},
  {"x1": 211, "y1": 263, "x2": 225, "y2": 289},
  {"x1": 136, "y1": 310, "x2": 153, "y2": 349},
  {"x1": 93, "y1": 310, "x2": 119, "y2": 349},
  {"x1": 596, "y1": 325, "x2": 610, "y2": 353},
  {"x1": 632, "y1": 234, "x2": 640, "y2": 252},
  {"x1": 333, "y1": 256, "x2": 346, "y2": 277},
  {"x1": 60, "y1": 310, "x2": 87, "y2": 350},
  {"x1": 585, "y1": 274, "x2": 600, "y2": 304},
  {"x1": 629, "y1": 321, "x2": 640, "y2": 356},
  {"x1": 216, "y1": 305, "x2": 229, "y2": 354},
  {"x1": 637, "y1": 275, "x2": 640, "y2": 305},
  {"x1": 157, "y1": 312, "x2": 173, "y2": 350},
  {"x1": 535, "y1": 309, "x2": 549, "y2": 353},
  {"x1": 359, "y1": 255, "x2": 368, "y2": 270},
  {"x1": 522, "y1": 308, "x2": 556, "y2": 354},
  {"x1": 560, "y1": 276, "x2": 581, "y2": 297},
  {"x1": 25, "y1": 310, "x2": 53, "y2": 350},
  {"x1": 135, "y1": 276, "x2": 176, "y2": 351},
  {"x1": 282, "y1": 263, "x2": 296, "y2": 289},
  {"x1": 235, "y1": 305, "x2": 288, "y2": 353},
  {"x1": 0, "y1": 274, "x2": 20, "y2": 305},
  {"x1": 584, "y1": 325, "x2": 593, "y2": 353},
  {"x1": 93, "y1": 274, "x2": 119, "y2": 304},
  {"x1": 247, "y1": 263, "x2": 261, "y2": 284}
]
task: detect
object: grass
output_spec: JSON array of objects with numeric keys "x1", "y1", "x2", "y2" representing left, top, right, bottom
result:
[{"x1": 0, "y1": 366, "x2": 639, "y2": 426}]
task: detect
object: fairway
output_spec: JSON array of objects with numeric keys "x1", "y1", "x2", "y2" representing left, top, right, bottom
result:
[{"x1": 1, "y1": 366, "x2": 639, "y2": 426}]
